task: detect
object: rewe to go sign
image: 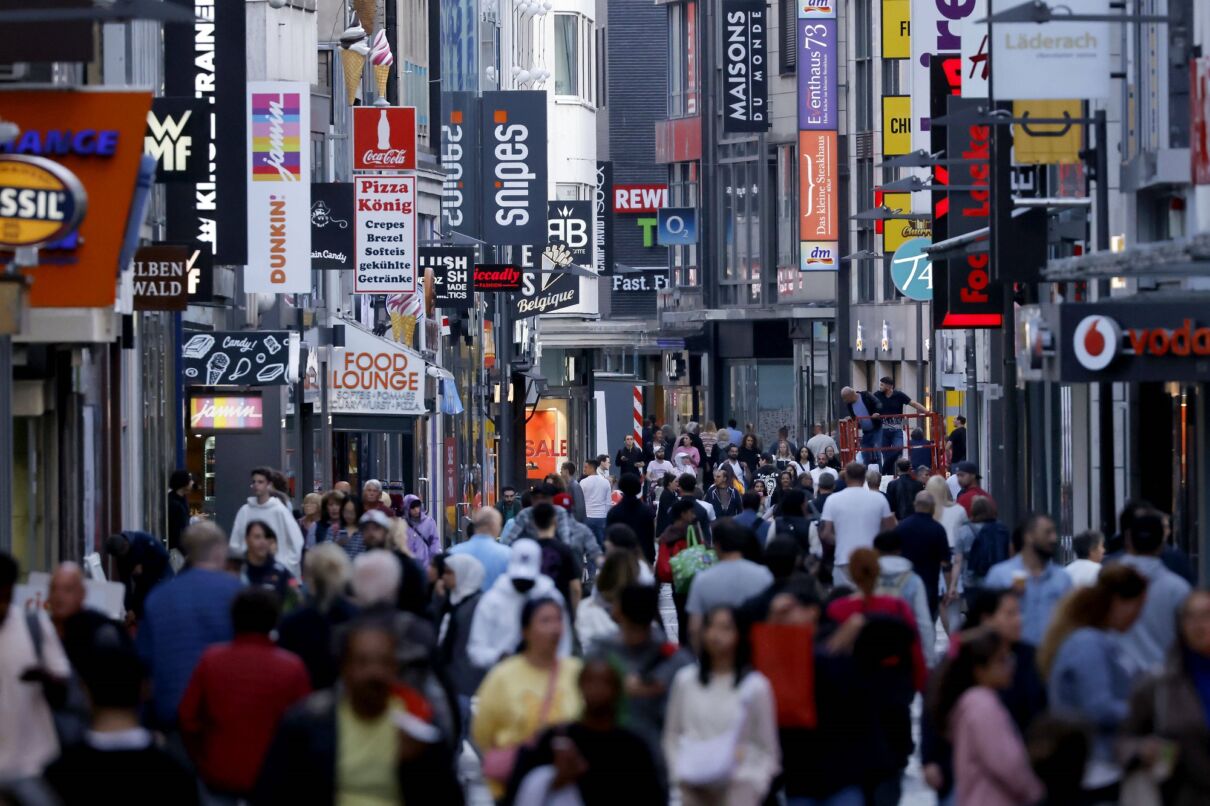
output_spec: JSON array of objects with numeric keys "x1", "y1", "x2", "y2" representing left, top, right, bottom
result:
[{"x1": 613, "y1": 184, "x2": 668, "y2": 214}]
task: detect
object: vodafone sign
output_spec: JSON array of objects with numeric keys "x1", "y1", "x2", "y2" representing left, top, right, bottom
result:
[
  {"x1": 353, "y1": 107, "x2": 417, "y2": 171},
  {"x1": 1060, "y1": 303, "x2": 1210, "y2": 382}
]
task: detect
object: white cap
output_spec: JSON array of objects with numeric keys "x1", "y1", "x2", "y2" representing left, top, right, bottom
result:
[
  {"x1": 359, "y1": 510, "x2": 392, "y2": 530},
  {"x1": 508, "y1": 538, "x2": 542, "y2": 581}
]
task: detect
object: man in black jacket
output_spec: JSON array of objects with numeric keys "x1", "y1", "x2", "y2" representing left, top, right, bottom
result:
[
  {"x1": 166, "y1": 470, "x2": 193, "y2": 552},
  {"x1": 675, "y1": 473, "x2": 713, "y2": 544},
  {"x1": 885, "y1": 458, "x2": 924, "y2": 521},
  {"x1": 614, "y1": 434, "x2": 646, "y2": 480},
  {"x1": 605, "y1": 474, "x2": 656, "y2": 564},
  {"x1": 704, "y1": 468, "x2": 741, "y2": 518}
]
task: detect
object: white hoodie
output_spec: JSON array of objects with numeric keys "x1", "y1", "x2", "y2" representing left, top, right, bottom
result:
[
  {"x1": 466, "y1": 572, "x2": 572, "y2": 670},
  {"x1": 230, "y1": 496, "x2": 305, "y2": 578}
]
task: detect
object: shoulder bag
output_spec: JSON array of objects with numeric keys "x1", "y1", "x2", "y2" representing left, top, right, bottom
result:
[{"x1": 481, "y1": 661, "x2": 561, "y2": 785}]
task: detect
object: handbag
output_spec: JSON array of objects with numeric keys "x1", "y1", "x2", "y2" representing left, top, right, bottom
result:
[
  {"x1": 481, "y1": 661, "x2": 560, "y2": 785},
  {"x1": 669, "y1": 524, "x2": 715, "y2": 595},
  {"x1": 674, "y1": 681, "x2": 750, "y2": 787}
]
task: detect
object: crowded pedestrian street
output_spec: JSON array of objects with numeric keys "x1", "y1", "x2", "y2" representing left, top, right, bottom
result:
[{"x1": 2, "y1": 0, "x2": 1210, "y2": 805}]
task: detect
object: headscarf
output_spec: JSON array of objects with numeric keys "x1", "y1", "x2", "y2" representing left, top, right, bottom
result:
[{"x1": 445, "y1": 553, "x2": 486, "y2": 606}]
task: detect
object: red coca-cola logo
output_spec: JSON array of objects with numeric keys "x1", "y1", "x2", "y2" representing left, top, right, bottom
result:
[
  {"x1": 352, "y1": 107, "x2": 417, "y2": 171},
  {"x1": 361, "y1": 149, "x2": 410, "y2": 165}
]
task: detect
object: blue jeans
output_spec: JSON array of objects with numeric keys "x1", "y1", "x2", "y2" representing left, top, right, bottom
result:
[
  {"x1": 880, "y1": 425, "x2": 905, "y2": 474},
  {"x1": 585, "y1": 517, "x2": 607, "y2": 549},
  {"x1": 788, "y1": 787, "x2": 864, "y2": 806},
  {"x1": 860, "y1": 428, "x2": 880, "y2": 466}
]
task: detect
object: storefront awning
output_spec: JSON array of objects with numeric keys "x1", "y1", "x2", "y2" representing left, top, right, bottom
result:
[{"x1": 1044, "y1": 232, "x2": 1210, "y2": 281}]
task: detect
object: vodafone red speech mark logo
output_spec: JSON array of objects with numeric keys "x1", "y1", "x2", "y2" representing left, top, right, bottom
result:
[
  {"x1": 353, "y1": 107, "x2": 416, "y2": 171},
  {"x1": 1073, "y1": 315, "x2": 1120, "y2": 370}
]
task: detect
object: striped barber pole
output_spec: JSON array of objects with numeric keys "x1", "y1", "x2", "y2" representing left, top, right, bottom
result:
[{"x1": 633, "y1": 385, "x2": 643, "y2": 448}]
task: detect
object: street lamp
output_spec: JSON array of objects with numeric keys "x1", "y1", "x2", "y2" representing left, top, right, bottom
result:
[{"x1": 852, "y1": 206, "x2": 932, "y2": 222}]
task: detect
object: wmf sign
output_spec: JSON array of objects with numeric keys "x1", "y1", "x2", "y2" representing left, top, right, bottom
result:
[{"x1": 144, "y1": 98, "x2": 211, "y2": 183}]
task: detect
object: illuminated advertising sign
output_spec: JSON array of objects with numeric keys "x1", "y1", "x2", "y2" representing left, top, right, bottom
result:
[
  {"x1": 882, "y1": 0, "x2": 910, "y2": 59},
  {"x1": 1060, "y1": 303, "x2": 1210, "y2": 382},
  {"x1": 0, "y1": 155, "x2": 86, "y2": 249},
  {"x1": 329, "y1": 324, "x2": 426, "y2": 415},
  {"x1": 798, "y1": 19, "x2": 837, "y2": 130},
  {"x1": 613, "y1": 184, "x2": 669, "y2": 214},
  {"x1": 798, "y1": 131, "x2": 837, "y2": 242},
  {"x1": 246, "y1": 83, "x2": 311, "y2": 294},
  {"x1": 882, "y1": 95, "x2": 912, "y2": 155},
  {"x1": 189, "y1": 393, "x2": 264, "y2": 432},
  {"x1": 797, "y1": 0, "x2": 836, "y2": 17}
]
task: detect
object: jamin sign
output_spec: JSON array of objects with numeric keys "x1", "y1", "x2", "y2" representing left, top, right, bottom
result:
[{"x1": 353, "y1": 107, "x2": 417, "y2": 172}]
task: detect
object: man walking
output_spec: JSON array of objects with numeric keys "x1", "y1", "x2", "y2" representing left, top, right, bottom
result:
[
  {"x1": 495, "y1": 485, "x2": 522, "y2": 525},
  {"x1": 886, "y1": 457, "x2": 924, "y2": 521},
  {"x1": 986, "y1": 514, "x2": 1072, "y2": 645},
  {"x1": 449, "y1": 507, "x2": 512, "y2": 590},
  {"x1": 561, "y1": 461, "x2": 588, "y2": 522},
  {"x1": 819, "y1": 463, "x2": 895, "y2": 588},
  {"x1": 946, "y1": 415, "x2": 968, "y2": 464},
  {"x1": 1112, "y1": 510, "x2": 1192, "y2": 672},
  {"x1": 873, "y1": 376, "x2": 928, "y2": 474},
  {"x1": 953, "y1": 461, "x2": 995, "y2": 515},
  {"x1": 894, "y1": 492, "x2": 954, "y2": 623},
  {"x1": 580, "y1": 458, "x2": 613, "y2": 547},
  {"x1": 230, "y1": 466, "x2": 305, "y2": 577},
  {"x1": 166, "y1": 469, "x2": 193, "y2": 551},
  {"x1": 615, "y1": 434, "x2": 646, "y2": 479},
  {"x1": 705, "y1": 468, "x2": 741, "y2": 518}
]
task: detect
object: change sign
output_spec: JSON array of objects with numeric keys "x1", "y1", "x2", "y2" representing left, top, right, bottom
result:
[{"x1": 418, "y1": 247, "x2": 474, "y2": 309}]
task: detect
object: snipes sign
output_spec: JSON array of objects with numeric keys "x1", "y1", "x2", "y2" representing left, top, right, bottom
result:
[{"x1": 1060, "y1": 302, "x2": 1210, "y2": 382}]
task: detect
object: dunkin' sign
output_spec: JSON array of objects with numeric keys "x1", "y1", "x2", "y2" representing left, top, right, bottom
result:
[{"x1": 353, "y1": 107, "x2": 417, "y2": 171}]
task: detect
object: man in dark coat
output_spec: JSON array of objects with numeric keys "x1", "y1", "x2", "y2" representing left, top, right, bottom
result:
[{"x1": 605, "y1": 473, "x2": 656, "y2": 564}]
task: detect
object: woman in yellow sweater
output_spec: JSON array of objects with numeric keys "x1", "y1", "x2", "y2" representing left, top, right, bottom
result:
[{"x1": 472, "y1": 597, "x2": 583, "y2": 798}]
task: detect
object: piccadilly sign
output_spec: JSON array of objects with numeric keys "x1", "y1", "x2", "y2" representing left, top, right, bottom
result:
[
  {"x1": 0, "y1": 155, "x2": 87, "y2": 248},
  {"x1": 1060, "y1": 303, "x2": 1210, "y2": 382}
]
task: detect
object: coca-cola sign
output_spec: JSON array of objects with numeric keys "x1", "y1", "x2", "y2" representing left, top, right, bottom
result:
[{"x1": 353, "y1": 106, "x2": 417, "y2": 172}]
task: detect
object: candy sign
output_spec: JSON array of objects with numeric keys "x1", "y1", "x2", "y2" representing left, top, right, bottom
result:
[{"x1": 329, "y1": 324, "x2": 427, "y2": 415}]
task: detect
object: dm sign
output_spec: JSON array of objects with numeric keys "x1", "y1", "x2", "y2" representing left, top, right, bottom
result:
[{"x1": 0, "y1": 155, "x2": 87, "y2": 248}]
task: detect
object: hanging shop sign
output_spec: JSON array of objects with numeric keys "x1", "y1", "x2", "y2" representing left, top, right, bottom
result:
[
  {"x1": 882, "y1": 95, "x2": 912, "y2": 155},
  {"x1": 613, "y1": 184, "x2": 668, "y2": 214},
  {"x1": 991, "y1": 0, "x2": 1110, "y2": 101},
  {"x1": 1012, "y1": 99, "x2": 1083, "y2": 164},
  {"x1": 911, "y1": 0, "x2": 983, "y2": 151},
  {"x1": 1192, "y1": 57, "x2": 1210, "y2": 185},
  {"x1": 0, "y1": 90, "x2": 152, "y2": 307},
  {"x1": 721, "y1": 0, "x2": 770, "y2": 133},
  {"x1": 181, "y1": 330, "x2": 292, "y2": 386},
  {"x1": 480, "y1": 91, "x2": 548, "y2": 245},
  {"x1": 0, "y1": 155, "x2": 86, "y2": 248},
  {"x1": 353, "y1": 106, "x2": 417, "y2": 171},
  {"x1": 188, "y1": 392, "x2": 265, "y2": 432},
  {"x1": 418, "y1": 247, "x2": 475, "y2": 309},
  {"x1": 514, "y1": 268, "x2": 581, "y2": 318},
  {"x1": 882, "y1": 0, "x2": 910, "y2": 59},
  {"x1": 311, "y1": 183, "x2": 353, "y2": 271},
  {"x1": 176, "y1": 242, "x2": 214, "y2": 303},
  {"x1": 594, "y1": 161, "x2": 614, "y2": 274},
  {"x1": 656, "y1": 208, "x2": 699, "y2": 246},
  {"x1": 890, "y1": 238, "x2": 933, "y2": 301},
  {"x1": 1059, "y1": 302, "x2": 1210, "y2": 383},
  {"x1": 165, "y1": 0, "x2": 247, "y2": 265},
  {"x1": 958, "y1": 0, "x2": 990, "y2": 98},
  {"x1": 329, "y1": 324, "x2": 427, "y2": 416},
  {"x1": 547, "y1": 201, "x2": 594, "y2": 265},
  {"x1": 798, "y1": 131, "x2": 838, "y2": 270},
  {"x1": 144, "y1": 97, "x2": 211, "y2": 183},
  {"x1": 441, "y1": 91, "x2": 480, "y2": 237},
  {"x1": 131, "y1": 244, "x2": 190, "y2": 311},
  {"x1": 246, "y1": 82, "x2": 311, "y2": 294},
  {"x1": 798, "y1": 19, "x2": 838, "y2": 130},
  {"x1": 473, "y1": 264, "x2": 523, "y2": 292},
  {"x1": 354, "y1": 175, "x2": 417, "y2": 293},
  {"x1": 797, "y1": 0, "x2": 836, "y2": 17}
]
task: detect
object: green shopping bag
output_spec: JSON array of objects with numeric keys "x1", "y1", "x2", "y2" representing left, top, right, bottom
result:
[{"x1": 670, "y1": 524, "x2": 715, "y2": 595}]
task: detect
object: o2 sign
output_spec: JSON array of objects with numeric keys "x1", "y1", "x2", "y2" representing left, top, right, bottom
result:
[
  {"x1": 656, "y1": 207, "x2": 698, "y2": 246},
  {"x1": 891, "y1": 237, "x2": 933, "y2": 301}
]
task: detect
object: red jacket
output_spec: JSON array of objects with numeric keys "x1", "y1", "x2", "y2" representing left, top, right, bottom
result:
[
  {"x1": 179, "y1": 634, "x2": 311, "y2": 794},
  {"x1": 956, "y1": 485, "x2": 994, "y2": 516},
  {"x1": 825, "y1": 595, "x2": 927, "y2": 693}
]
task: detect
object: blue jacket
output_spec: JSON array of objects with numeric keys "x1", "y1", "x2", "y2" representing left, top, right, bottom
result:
[
  {"x1": 136, "y1": 566, "x2": 241, "y2": 728},
  {"x1": 1048, "y1": 626, "x2": 1135, "y2": 770},
  {"x1": 734, "y1": 510, "x2": 771, "y2": 546}
]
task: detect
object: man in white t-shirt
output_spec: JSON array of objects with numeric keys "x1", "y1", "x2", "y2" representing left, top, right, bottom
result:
[
  {"x1": 819, "y1": 462, "x2": 896, "y2": 588},
  {"x1": 580, "y1": 458, "x2": 614, "y2": 548}
]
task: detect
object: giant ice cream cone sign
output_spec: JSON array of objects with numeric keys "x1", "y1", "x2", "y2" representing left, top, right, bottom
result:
[
  {"x1": 370, "y1": 30, "x2": 394, "y2": 100},
  {"x1": 339, "y1": 24, "x2": 368, "y2": 105}
]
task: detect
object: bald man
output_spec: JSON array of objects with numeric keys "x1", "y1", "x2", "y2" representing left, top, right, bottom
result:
[
  {"x1": 841, "y1": 386, "x2": 883, "y2": 466},
  {"x1": 49, "y1": 562, "x2": 122, "y2": 671},
  {"x1": 332, "y1": 481, "x2": 352, "y2": 495},
  {"x1": 447, "y1": 507, "x2": 511, "y2": 590}
]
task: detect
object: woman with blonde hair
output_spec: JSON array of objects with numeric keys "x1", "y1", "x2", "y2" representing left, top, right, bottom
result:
[
  {"x1": 298, "y1": 492, "x2": 323, "y2": 549},
  {"x1": 1039, "y1": 565, "x2": 1148, "y2": 798},
  {"x1": 574, "y1": 549, "x2": 640, "y2": 652},
  {"x1": 924, "y1": 474, "x2": 968, "y2": 550}
]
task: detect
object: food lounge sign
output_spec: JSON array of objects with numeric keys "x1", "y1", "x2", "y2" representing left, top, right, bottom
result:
[
  {"x1": 1059, "y1": 303, "x2": 1210, "y2": 383},
  {"x1": 329, "y1": 325, "x2": 426, "y2": 415}
]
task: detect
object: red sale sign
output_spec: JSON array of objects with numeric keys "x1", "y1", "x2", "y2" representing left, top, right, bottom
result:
[{"x1": 353, "y1": 106, "x2": 417, "y2": 171}]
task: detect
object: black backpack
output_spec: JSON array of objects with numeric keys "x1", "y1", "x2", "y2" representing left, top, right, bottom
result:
[{"x1": 968, "y1": 521, "x2": 1011, "y2": 578}]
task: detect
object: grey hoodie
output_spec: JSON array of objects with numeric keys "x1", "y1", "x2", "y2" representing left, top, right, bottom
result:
[{"x1": 878, "y1": 555, "x2": 937, "y2": 667}]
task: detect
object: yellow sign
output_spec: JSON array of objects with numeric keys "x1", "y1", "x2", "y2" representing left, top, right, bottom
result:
[
  {"x1": 882, "y1": 0, "x2": 910, "y2": 59},
  {"x1": 1012, "y1": 100, "x2": 1083, "y2": 165},
  {"x1": 882, "y1": 96, "x2": 912, "y2": 155},
  {"x1": 881, "y1": 191, "x2": 931, "y2": 252},
  {"x1": 0, "y1": 155, "x2": 87, "y2": 248}
]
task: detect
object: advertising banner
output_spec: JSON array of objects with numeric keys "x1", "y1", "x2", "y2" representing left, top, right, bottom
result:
[
  {"x1": 515, "y1": 270, "x2": 581, "y2": 318},
  {"x1": 798, "y1": 131, "x2": 837, "y2": 242},
  {"x1": 354, "y1": 175, "x2": 417, "y2": 294},
  {"x1": 0, "y1": 90, "x2": 152, "y2": 307},
  {"x1": 882, "y1": 0, "x2": 910, "y2": 59},
  {"x1": 656, "y1": 208, "x2": 699, "y2": 246},
  {"x1": 165, "y1": 0, "x2": 247, "y2": 265},
  {"x1": 721, "y1": 0, "x2": 770, "y2": 133},
  {"x1": 958, "y1": 0, "x2": 990, "y2": 98},
  {"x1": 481, "y1": 91, "x2": 548, "y2": 245},
  {"x1": 797, "y1": 0, "x2": 836, "y2": 17},
  {"x1": 329, "y1": 324, "x2": 427, "y2": 416},
  {"x1": 310, "y1": 183, "x2": 354, "y2": 271},
  {"x1": 246, "y1": 83, "x2": 311, "y2": 294},
  {"x1": 441, "y1": 91, "x2": 480, "y2": 237},
  {"x1": 181, "y1": 330, "x2": 292, "y2": 386},
  {"x1": 910, "y1": 0, "x2": 983, "y2": 153},
  {"x1": 132, "y1": 245, "x2": 190, "y2": 311},
  {"x1": 1196, "y1": 58, "x2": 1210, "y2": 185},
  {"x1": 418, "y1": 247, "x2": 475, "y2": 309},
  {"x1": 473, "y1": 264, "x2": 523, "y2": 292},
  {"x1": 991, "y1": 0, "x2": 1110, "y2": 101},
  {"x1": 144, "y1": 98, "x2": 211, "y2": 183},
  {"x1": 1058, "y1": 302, "x2": 1210, "y2": 383},
  {"x1": 188, "y1": 392, "x2": 265, "y2": 432},
  {"x1": 882, "y1": 96, "x2": 912, "y2": 155},
  {"x1": 547, "y1": 201, "x2": 594, "y2": 265},
  {"x1": 526, "y1": 407, "x2": 568, "y2": 480},
  {"x1": 594, "y1": 161, "x2": 614, "y2": 274},
  {"x1": 353, "y1": 106, "x2": 417, "y2": 171},
  {"x1": 798, "y1": 19, "x2": 838, "y2": 130},
  {"x1": 613, "y1": 184, "x2": 669, "y2": 213}
]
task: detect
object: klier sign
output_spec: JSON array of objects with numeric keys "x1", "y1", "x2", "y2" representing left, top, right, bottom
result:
[{"x1": 1059, "y1": 302, "x2": 1210, "y2": 383}]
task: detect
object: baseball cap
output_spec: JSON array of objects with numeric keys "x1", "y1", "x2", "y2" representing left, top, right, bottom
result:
[
  {"x1": 359, "y1": 510, "x2": 392, "y2": 529},
  {"x1": 508, "y1": 539, "x2": 542, "y2": 581},
  {"x1": 552, "y1": 492, "x2": 574, "y2": 511},
  {"x1": 953, "y1": 460, "x2": 980, "y2": 477}
]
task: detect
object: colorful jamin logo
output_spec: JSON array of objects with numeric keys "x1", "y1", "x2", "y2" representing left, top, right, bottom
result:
[{"x1": 251, "y1": 93, "x2": 301, "y2": 182}]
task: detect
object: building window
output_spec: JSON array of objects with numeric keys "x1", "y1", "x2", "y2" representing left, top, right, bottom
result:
[
  {"x1": 776, "y1": 143, "x2": 796, "y2": 269},
  {"x1": 554, "y1": 13, "x2": 594, "y2": 103},
  {"x1": 596, "y1": 26, "x2": 607, "y2": 106},
  {"x1": 555, "y1": 183, "x2": 588, "y2": 201},
  {"x1": 667, "y1": 1, "x2": 698, "y2": 119},
  {"x1": 779, "y1": 0, "x2": 796, "y2": 74},
  {"x1": 670, "y1": 161, "x2": 699, "y2": 287}
]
